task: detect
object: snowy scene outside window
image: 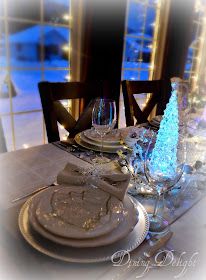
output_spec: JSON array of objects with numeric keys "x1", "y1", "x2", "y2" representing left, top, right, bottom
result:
[
  {"x1": 0, "y1": 0, "x2": 71, "y2": 151},
  {"x1": 119, "y1": 0, "x2": 160, "y2": 127}
]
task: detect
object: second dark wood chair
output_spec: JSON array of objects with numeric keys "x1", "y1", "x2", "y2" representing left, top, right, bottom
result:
[
  {"x1": 122, "y1": 80, "x2": 170, "y2": 126},
  {"x1": 38, "y1": 81, "x2": 107, "y2": 143}
]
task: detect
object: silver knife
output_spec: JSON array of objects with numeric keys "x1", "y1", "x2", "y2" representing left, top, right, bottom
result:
[{"x1": 11, "y1": 182, "x2": 57, "y2": 203}]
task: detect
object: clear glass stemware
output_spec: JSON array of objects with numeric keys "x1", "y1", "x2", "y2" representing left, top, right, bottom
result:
[
  {"x1": 144, "y1": 134, "x2": 185, "y2": 234},
  {"x1": 92, "y1": 98, "x2": 116, "y2": 164}
]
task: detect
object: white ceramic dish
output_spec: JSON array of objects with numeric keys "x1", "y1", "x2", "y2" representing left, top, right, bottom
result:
[
  {"x1": 30, "y1": 186, "x2": 125, "y2": 239},
  {"x1": 29, "y1": 195, "x2": 139, "y2": 248},
  {"x1": 19, "y1": 197, "x2": 149, "y2": 263}
]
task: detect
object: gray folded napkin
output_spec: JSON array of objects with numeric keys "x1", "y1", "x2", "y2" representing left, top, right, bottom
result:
[{"x1": 57, "y1": 163, "x2": 131, "y2": 201}]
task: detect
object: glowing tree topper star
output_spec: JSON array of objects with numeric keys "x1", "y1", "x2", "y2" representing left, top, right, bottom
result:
[{"x1": 150, "y1": 80, "x2": 179, "y2": 178}]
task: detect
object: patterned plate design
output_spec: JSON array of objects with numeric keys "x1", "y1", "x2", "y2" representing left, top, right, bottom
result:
[
  {"x1": 30, "y1": 186, "x2": 125, "y2": 239},
  {"x1": 29, "y1": 195, "x2": 138, "y2": 247},
  {"x1": 18, "y1": 197, "x2": 149, "y2": 263}
]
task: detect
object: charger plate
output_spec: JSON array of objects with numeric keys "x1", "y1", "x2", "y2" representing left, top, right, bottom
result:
[{"x1": 18, "y1": 197, "x2": 149, "y2": 263}]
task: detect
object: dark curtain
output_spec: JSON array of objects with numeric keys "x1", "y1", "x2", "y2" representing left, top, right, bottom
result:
[{"x1": 79, "y1": 0, "x2": 127, "y2": 121}]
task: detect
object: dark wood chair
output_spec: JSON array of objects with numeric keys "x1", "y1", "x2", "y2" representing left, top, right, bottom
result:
[
  {"x1": 122, "y1": 80, "x2": 170, "y2": 126},
  {"x1": 38, "y1": 81, "x2": 108, "y2": 143}
]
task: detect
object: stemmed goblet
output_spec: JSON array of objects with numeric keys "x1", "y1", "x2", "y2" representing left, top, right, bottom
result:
[
  {"x1": 92, "y1": 98, "x2": 116, "y2": 164},
  {"x1": 144, "y1": 134, "x2": 185, "y2": 234}
]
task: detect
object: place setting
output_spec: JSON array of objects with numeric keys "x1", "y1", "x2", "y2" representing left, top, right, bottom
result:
[
  {"x1": 18, "y1": 162, "x2": 150, "y2": 263},
  {"x1": 74, "y1": 98, "x2": 129, "y2": 159},
  {"x1": 53, "y1": 98, "x2": 131, "y2": 164}
]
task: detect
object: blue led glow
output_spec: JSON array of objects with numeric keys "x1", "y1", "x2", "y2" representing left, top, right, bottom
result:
[{"x1": 150, "y1": 84, "x2": 179, "y2": 178}]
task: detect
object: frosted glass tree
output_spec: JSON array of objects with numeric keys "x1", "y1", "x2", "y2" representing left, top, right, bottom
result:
[{"x1": 150, "y1": 80, "x2": 179, "y2": 178}]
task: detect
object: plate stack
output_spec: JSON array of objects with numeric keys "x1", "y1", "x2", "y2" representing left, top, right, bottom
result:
[
  {"x1": 19, "y1": 185, "x2": 149, "y2": 263},
  {"x1": 74, "y1": 129, "x2": 128, "y2": 153}
]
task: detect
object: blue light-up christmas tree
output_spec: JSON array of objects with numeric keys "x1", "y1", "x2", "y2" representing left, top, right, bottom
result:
[{"x1": 150, "y1": 80, "x2": 179, "y2": 178}]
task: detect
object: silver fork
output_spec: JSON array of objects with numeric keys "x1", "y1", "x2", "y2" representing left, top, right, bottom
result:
[{"x1": 11, "y1": 182, "x2": 58, "y2": 203}]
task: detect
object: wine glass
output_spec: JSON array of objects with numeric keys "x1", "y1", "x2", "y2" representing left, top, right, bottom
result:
[
  {"x1": 144, "y1": 133, "x2": 185, "y2": 234},
  {"x1": 92, "y1": 98, "x2": 116, "y2": 163}
]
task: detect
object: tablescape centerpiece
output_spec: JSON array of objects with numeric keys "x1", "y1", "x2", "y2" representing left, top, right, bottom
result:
[
  {"x1": 144, "y1": 77, "x2": 187, "y2": 234},
  {"x1": 18, "y1": 161, "x2": 150, "y2": 263},
  {"x1": 117, "y1": 127, "x2": 156, "y2": 196}
]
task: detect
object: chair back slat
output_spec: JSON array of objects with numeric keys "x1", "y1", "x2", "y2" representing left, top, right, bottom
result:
[
  {"x1": 38, "y1": 81, "x2": 110, "y2": 142},
  {"x1": 122, "y1": 80, "x2": 169, "y2": 126},
  {"x1": 49, "y1": 82, "x2": 100, "y2": 101}
]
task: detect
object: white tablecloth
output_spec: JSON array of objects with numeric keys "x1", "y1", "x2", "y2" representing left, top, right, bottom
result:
[{"x1": 0, "y1": 144, "x2": 205, "y2": 280}]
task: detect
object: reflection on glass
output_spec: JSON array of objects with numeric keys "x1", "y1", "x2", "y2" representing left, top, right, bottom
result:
[
  {"x1": 44, "y1": 0, "x2": 70, "y2": 24},
  {"x1": 1, "y1": 116, "x2": 13, "y2": 151},
  {"x1": 44, "y1": 70, "x2": 70, "y2": 82},
  {"x1": 14, "y1": 112, "x2": 43, "y2": 150},
  {"x1": 44, "y1": 25, "x2": 70, "y2": 68},
  {"x1": 8, "y1": 23, "x2": 42, "y2": 68},
  {"x1": 11, "y1": 71, "x2": 42, "y2": 112},
  {"x1": 7, "y1": 0, "x2": 41, "y2": 21}
]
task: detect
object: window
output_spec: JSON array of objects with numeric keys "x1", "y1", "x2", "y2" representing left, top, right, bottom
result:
[
  {"x1": 184, "y1": 0, "x2": 206, "y2": 91},
  {"x1": 0, "y1": 0, "x2": 71, "y2": 151},
  {"x1": 119, "y1": 0, "x2": 162, "y2": 127}
]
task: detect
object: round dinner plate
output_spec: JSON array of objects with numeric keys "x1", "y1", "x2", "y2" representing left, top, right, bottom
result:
[
  {"x1": 18, "y1": 197, "x2": 149, "y2": 263},
  {"x1": 74, "y1": 133, "x2": 125, "y2": 153},
  {"x1": 81, "y1": 131, "x2": 122, "y2": 149},
  {"x1": 29, "y1": 195, "x2": 138, "y2": 248},
  {"x1": 83, "y1": 129, "x2": 122, "y2": 145},
  {"x1": 29, "y1": 186, "x2": 125, "y2": 239}
]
